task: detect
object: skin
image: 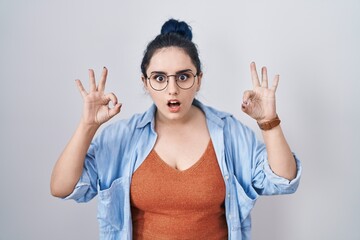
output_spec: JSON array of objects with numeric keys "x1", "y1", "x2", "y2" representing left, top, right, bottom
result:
[
  {"x1": 242, "y1": 63, "x2": 296, "y2": 180},
  {"x1": 50, "y1": 68, "x2": 122, "y2": 198},
  {"x1": 142, "y1": 47, "x2": 210, "y2": 171},
  {"x1": 50, "y1": 47, "x2": 296, "y2": 198}
]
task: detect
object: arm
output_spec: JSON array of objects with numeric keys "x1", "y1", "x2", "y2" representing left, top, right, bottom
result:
[
  {"x1": 50, "y1": 67, "x2": 122, "y2": 198},
  {"x1": 261, "y1": 125, "x2": 296, "y2": 180},
  {"x1": 242, "y1": 62, "x2": 296, "y2": 180}
]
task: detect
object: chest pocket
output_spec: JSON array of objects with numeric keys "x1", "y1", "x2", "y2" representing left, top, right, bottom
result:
[{"x1": 97, "y1": 176, "x2": 130, "y2": 233}]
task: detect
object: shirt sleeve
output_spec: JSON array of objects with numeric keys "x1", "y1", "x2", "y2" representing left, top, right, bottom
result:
[
  {"x1": 63, "y1": 142, "x2": 99, "y2": 203},
  {"x1": 226, "y1": 116, "x2": 302, "y2": 197},
  {"x1": 252, "y1": 150, "x2": 302, "y2": 195}
]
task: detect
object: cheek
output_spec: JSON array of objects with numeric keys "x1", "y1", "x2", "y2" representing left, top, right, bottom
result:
[
  {"x1": 143, "y1": 81, "x2": 153, "y2": 94},
  {"x1": 147, "y1": 90, "x2": 161, "y2": 103},
  {"x1": 188, "y1": 89, "x2": 199, "y2": 99}
]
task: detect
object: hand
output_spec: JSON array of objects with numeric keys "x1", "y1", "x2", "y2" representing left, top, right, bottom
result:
[
  {"x1": 241, "y1": 62, "x2": 279, "y2": 123},
  {"x1": 75, "y1": 67, "x2": 122, "y2": 126}
]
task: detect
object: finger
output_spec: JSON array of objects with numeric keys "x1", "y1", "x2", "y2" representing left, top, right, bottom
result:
[
  {"x1": 261, "y1": 67, "x2": 268, "y2": 88},
  {"x1": 75, "y1": 79, "x2": 88, "y2": 98},
  {"x1": 88, "y1": 69, "x2": 96, "y2": 92},
  {"x1": 105, "y1": 92, "x2": 118, "y2": 106},
  {"x1": 98, "y1": 66, "x2": 108, "y2": 92},
  {"x1": 241, "y1": 90, "x2": 255, "y2": 111},
  {"x1": 109, "y1": 103, "x2": 122, "y2": 118},
  {"x1": 271, "y1": 74, "x2": 280, "y2": 92},
  {"x1": 250, "y1": 62, "x2": 260, "y2": 88}
]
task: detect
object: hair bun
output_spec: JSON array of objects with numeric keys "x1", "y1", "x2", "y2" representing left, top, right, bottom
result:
[{"x1": 161, "y1": 19, "x2": 193, "y2": 41}]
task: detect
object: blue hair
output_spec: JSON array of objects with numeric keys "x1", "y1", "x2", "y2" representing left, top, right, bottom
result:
[
  {"x1": 141, "y1": 19, "x2": 201, "y2": 77},
  {"x1": 161, "y1": 19, "x2": 193, "y2": 41}
]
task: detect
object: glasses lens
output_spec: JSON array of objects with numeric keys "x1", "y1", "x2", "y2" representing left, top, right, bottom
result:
[
  {"x1": 176, "y1": 72, "x2": 195, "y2": 89},
  {"x1": 149, "y1": 73, "x2": 167, "y2": 91}
]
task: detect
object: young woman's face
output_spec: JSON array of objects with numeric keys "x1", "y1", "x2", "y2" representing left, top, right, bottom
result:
[{"x1": 143, "y1": 47, "x2": 202, "y2": 123}]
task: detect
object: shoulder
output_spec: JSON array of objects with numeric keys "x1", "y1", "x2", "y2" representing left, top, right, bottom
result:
[
  {"x1": 195, "y1": 99, "x2": 257, "y2": 142},
  {"x1": 194, "y1": 99, "x2": 231, "y2": 124},
  {"x1": 195, "y1": 99, "x2": 249, "y2": 128}
]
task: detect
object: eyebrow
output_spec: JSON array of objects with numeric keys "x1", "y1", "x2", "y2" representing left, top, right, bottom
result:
[{"x1": 150, "y1": 69, "x2": 193, "y2": 75}]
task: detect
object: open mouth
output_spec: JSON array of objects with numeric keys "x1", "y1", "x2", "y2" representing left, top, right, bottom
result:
[{"x1": 167, "y1": 100, "x2": 181, "y2": 107}]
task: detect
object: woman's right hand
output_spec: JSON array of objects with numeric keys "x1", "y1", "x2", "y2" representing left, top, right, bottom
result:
[{"x1": 76, "y1": 67, "x2": 122, "y2": 127}]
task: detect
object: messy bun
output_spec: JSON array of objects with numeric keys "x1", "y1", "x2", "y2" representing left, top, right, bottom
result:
[
  {"x1": 161, "y1": 19, "x2": 193, "y2": 41},
  {"x1": 141, "y1": 19, "x2": 201, "y2": 77}
]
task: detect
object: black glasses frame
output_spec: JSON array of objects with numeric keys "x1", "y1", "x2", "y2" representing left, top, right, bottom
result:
[{"x1": 146, "y1": 71, "x2": 198, "y2": 91}]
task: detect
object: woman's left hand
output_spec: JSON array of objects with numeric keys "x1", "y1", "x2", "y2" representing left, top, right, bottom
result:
[{"x1": 241, "y1": 62, "x2": 279, "y2": 123}]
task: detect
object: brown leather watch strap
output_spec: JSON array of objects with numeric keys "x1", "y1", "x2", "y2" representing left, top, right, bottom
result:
[{"x1": 257, "y1": 115, "x2": 281, "y2": 130}]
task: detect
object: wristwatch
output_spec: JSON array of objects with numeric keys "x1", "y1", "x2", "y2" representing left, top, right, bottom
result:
[{"x1": 257, "y1": 115, "x2": 281, "y2": 130}]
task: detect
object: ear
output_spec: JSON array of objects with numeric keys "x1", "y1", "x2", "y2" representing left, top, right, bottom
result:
[
  {"x1": 142, "y1": 75, "x2": 148, "y2": 89},
  {"x1": 196, "y1": 72, "x2": 203, "y2": 91}
]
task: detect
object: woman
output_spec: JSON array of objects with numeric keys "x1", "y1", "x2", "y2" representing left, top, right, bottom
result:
[{"x1": 51, "y1": 19, "x2": 301, "y2": 240}]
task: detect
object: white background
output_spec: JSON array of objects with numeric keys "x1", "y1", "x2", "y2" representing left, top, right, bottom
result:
[{"x1": 1, "y1": 0, "x2": 359, "y2": 239}]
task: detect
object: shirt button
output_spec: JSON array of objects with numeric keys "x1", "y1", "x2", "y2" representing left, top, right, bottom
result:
[
  {"x1": 227, "y1": 193, "x2": 231, "y2": 198},
  {"x1": 224, "y1": 175, "x2": 229, "y2": 180}
]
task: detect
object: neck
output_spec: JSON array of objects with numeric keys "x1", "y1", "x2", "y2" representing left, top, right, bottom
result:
[{"x1": 155, "y1": 105, "x2": 199, "y2": 129}]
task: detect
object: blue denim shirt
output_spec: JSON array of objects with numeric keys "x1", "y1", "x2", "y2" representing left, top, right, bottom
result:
[{"x1": 65, "y1": 99, "x2": 301, "y2": 240}]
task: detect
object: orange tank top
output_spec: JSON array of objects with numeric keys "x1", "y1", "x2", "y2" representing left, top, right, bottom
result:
[{"x1": 130, "y1": 140, "x2": 228, "y2": 239}]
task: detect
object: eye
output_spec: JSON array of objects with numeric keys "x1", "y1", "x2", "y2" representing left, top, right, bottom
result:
[
  {"x1": 152, "y1": 74, "x2": 167, "y2": 83},
  {"x1": 177, "y1": 73, "x2": 190, "y2": 82}
]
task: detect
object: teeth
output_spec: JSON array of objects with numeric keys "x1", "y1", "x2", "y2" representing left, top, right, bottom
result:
[{"x1": 168, "y1": 100, "x2": 180, "y2": 106}]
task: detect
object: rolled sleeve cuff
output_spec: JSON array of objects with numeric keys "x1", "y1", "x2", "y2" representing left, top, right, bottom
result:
[
  {"x1": 263, "y1": 154, "x2": 302, "y2": 194},
  {"x1": 63, "y1": 170, "x2": 94, "y2": 202},
  {"x1": 63, "y1": 182, "x2": 91, "y2": 202}
]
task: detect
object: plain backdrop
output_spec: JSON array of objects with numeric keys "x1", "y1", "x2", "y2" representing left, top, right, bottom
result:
[{"x1": 1, "y1": 0, "x2": 359, "y2": 239}]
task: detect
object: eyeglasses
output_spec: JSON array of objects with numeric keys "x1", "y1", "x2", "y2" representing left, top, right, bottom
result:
[{"x1": 147, "y1": 71, "x2": 198, "y2": 91}]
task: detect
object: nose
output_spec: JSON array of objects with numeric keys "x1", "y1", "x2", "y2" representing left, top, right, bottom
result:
[{"x1": 166, "y1": 75, "x2": 179, "y2": 95}]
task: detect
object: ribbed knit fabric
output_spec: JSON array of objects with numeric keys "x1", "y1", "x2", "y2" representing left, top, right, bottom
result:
[{"x1": 130, "y1": 140, "x2": 228, "y2": 240}]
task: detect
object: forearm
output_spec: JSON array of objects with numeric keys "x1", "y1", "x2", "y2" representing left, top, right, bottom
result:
[
  {"x1": 261, "y1": 125, "x2": 297, "y2": 180},
  {"x1": 50, "y1": 122, "x2": 99, "y2": 198}
]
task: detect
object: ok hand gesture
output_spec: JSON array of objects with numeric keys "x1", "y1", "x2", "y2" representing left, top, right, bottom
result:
[
  {"x1": 75, "y1": 67, "x2": 122, "y2": 127},
  {"x1": 241, "y1": 62, "x2": 279, "y2": 123}
]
